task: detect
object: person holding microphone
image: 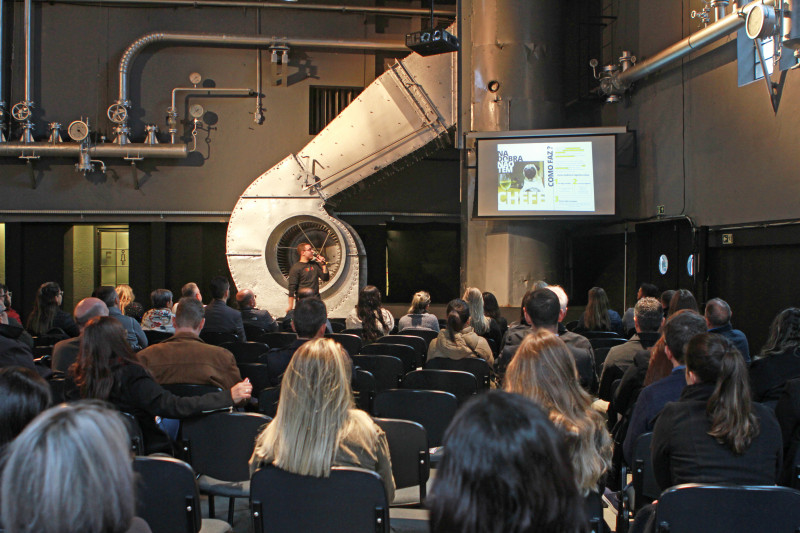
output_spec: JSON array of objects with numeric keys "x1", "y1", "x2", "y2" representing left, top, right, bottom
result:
[{"x1": 286, "y1": 242, "x2": 329, "y2": 313}]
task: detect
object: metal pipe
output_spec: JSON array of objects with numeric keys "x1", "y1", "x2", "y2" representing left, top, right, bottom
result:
[
  {"x1": 0, "y1": 142, "x2": 189, "y2": 157},
  {"x1": 170, "y1": 87, "x2": 253, "y2": 113},
  {"x1": 118, "y1": 32, "x2": 407, "y2": 103},
  {"x1": 0, "y1": 0, "x2": 6, "y2": 142},
  {"x1": 44, "y1": 0, "x2": 456, "y2": 18},
  {"x1": 614, "y1": 0, "x2": 774, "y2": 90},
  {"x1": 0, "y1": 209, "x2": 230, "y2": 215},
  {"x1": 24, "y1": 0, "x2": 32, "y2": 103}
]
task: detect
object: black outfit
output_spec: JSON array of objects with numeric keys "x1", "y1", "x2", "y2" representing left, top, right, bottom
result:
[
  {"x1": 598, "y1": 331, "x2": 660, "y2": 402},
  {"x1": 240, "y1": 307, "x2": 279, "y2": 332},
  {"x1": 476, "y1": 318, "x2": 504, "y2": 356},
  {"x1": 774, "y1": 377, "x2": 800, "y2": 485},
  {"x1": 202, "y1": 299, "x2": 247, "y2": 341},
  {"x1": 67, "y1": 363, "x2": 234, "y2": 454},
  {"x1": 53, "y1": 309, "x2": 80, "y2": 337},
  {"x1": 263, "y1": 338, "x2": 308, "y2": 386},
  {"x1": 750, "y1": 348, "x2": 800, "y2": 404},
  {"x1": 0, "y1": 324, "x2": 38, "y2": 371},
  {"x1": 52, "y1": 336, "x2": 80, "y2": 374},
  {"x1": 287, "y1": 261, "x2": 329, "y2": 297},
  {"x1": 652, "y1": 382, "x2": 782, "y2": 490}
]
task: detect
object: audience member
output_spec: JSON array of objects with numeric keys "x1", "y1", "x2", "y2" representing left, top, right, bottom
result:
[
  {"x1": 750, "y1": 307, "x2": 800, "y2": 403},
  {"x1": 505, "y1": 330, "x2": 612, "y2": 494},
  {"x1": 140, "y1": 288, "x2": 175, "y2": 333},
  {"x1": 622, "y1": 282, "x2": 659, "y2": 334},
  {"x1": 499, "y1": 290, "x2": 532, "y2": 352},
  {"x1": 346, "y1": 285, "x2": 394, "y2": 343},
  {"x1": 202, "y1": 276, "x2": 246, "y2": 341},
  {"x1": 138, "y1": 297, "x2": 242, "y2": 390},
  {"x1": 115, "y1": 284, "x2": 135, "y2": 316},
  {"x1": 704, "y1": 297, "x2": 750, "y2": 363},
  {"x1": 428, "y1": 391, "x2": 586, "y2": 533},
  {"x1": 623, "y1": 310, "x2": 707, "y2": 465},
  {"x1": 0, "y1": 283, "x2": 21, "y2": 324},
  {"x1": 172, "y1": 281, "x2": 202, "y2": 313},
  {"x1": 125, "y1": 301, "x2": 145, "y2": 322},
  {"x1": 0, "y1": 319, "x2": 38, "y2": 373},
  {"x1": 26, "y1": 281, "x2": 79, "y2": 337},
  {"x1": 598, "y1": 297, "x2": 663, "y2": 401},
  {"x1": 69, "y1": 316, "x2": 251, "y2": 453},
  {"x1": 0, "y1": 366, "x2": 51, "y2": 449},
  {"x1": 236, "y1": 289, "x2": 278, "y2": 333},
  {"x1": 667, "y1": 288, "x2": 698, "y2": 317},
  {"x1": 482, "y1": 291, "x2": 508, "y2": 336},
  {"x1": 282, "y1": 287, "x2": 333, "y2": 334},
  {"x1": 0, "y1": 402, "x2": 152, "y2": 533},
  {"x1": 93, "y1": 285, "x2": 147, "y2": 350},
  {"x1": 576, "y1": 286, "x2": 623, "y2": 335},
  {"x1": 266, "y1": 297, "x2": 328, "y2": 386},
  {"x1": 660, "y1": 290, "x2": 675, "y2": 317},
  {"x1": 774, "y1": 377, "x2": 800, "y2": 485},
  {"x1": 285, "y1": 242, "x2": 329, "y2": 313},
  {"x1": 462, "y1": 287, "x2": 503, "y2": 353},
  {"x1": 250, "y1": 337, "x2": 394, "y2": 501},
  {"x1": 51, "y1": 297, "x2": 109, "y2": 373},
  {"x1": 548, "y1": 285, "x2": 596, "y2": 360},
  {"x1": 428, "y1": 298, "x2": 493, "y2": 367},
  {"x1": 397, "y1": 290, "x2": 439, "y2": 332}
]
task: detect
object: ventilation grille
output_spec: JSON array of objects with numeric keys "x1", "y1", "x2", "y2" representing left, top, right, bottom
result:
[{"x1": 309, "y1": 86, "x2": 363, "y2": 135}]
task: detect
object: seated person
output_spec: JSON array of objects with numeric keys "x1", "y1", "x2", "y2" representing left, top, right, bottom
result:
[
  {"x1": 397, "y1": 290, "x2": 439, "y2": 332},
  {"x1": 428, "y1": 298, "x2": 493, "y2": 367},
  {"x1": 345, "y1": 285, "x2": 394, "y2": 343},
  {"x1": 52, "y1": 297, "x2": 109, "y2": 374},
  {"x1": 0, "y1": 366, "x2": 52, "y2": 450},
  {"x1": 141, "y1": 288, "x2": 176, "y2": 333},
  {"x1": 250, "y1": 337, "x2": 394, "y2": 501},
  {"x1": 202, "y1": 276, "x2": 246, "y2": 341},
  {"x1": 93, "y1": 285, "x2": 147, "y2": 351},
  {"x1": 462, "y1": 287, "x2": 503, "y2": 354},
  {"x1": 236, "y1": 289, "x2": 278, "y2": 333},
  {"x1": 265, "y1": 297, "x2": 328, "y2": 387},
  {"x1": 750, "y1": 308, "x2": 800, "y2": 403},
  {"x1": 282, "y1": 287, "x2": 333, "y2": 334},
  {"x1": 26, "y1": 281, "x2": 79, "y2": 338},
  {"x1": 575, "y1": 286, "x2": 623, "y2": 336}
]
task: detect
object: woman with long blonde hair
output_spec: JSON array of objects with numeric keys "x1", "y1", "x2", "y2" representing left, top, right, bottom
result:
[
  {"x1": 250, "y1": 337, "x2": 394, "y2": 500},
  {"x1": 505, "y1": 329, "x2": 612, "y2": 493},
  {"x1": 462, "y1": 287, "x2": 503, "y2": 353},
  {"x1": 115, "y1": 284, "x2": 135, "y2": 315}
]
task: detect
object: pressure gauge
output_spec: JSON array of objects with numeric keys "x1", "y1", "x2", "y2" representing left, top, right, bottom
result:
[
  {"x1": 746, "y1": 5, "x2": 778, "y2": 40},
  {"x1": 67, "y1": 119, "x2": 90, "y2": 142},
  {"x1": 189, "y1": 72, "x2": 202, "y2": 85},
  {"x1": 189, "y1": 104, "x2": 205, "y2": 119}
]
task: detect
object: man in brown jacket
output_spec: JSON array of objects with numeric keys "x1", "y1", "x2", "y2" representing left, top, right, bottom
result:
[{"x1": 138, "y1": 297, "x2": 241, "y2": 390}]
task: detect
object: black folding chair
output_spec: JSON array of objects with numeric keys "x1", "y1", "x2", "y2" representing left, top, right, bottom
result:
[
  {"x1": 619, "y1": 432, "x2": 659, "y2": 531},
  {"x1": 353, "y1": 355, "x2": 405, "y2": 391},
  {"x1": 325, "y1": 333, "x2": 363, "y2": 357},
  {"x1": 580, "y1": 331, "x2": 622, "y2": 340},
  {"x1": 120, "y1": 411, "x2": 146, "y2": 456},
  {"x1": 250, "y1": 465, "x2": 389, "y2": 533},
  {"x1": 353, "y1": 369, "x2": 377, "y2": 413},
  {"x1": 237, "y1": 363, "x2": 271, "y2": 395},
  {"x1": 373, "y1": 418, "x2": 430, "y2": 505},
  {"x1": 258, "y1": 386, "x2": 281, "y2": 418},
  {"x1": 243, "y1": 323, "x2": 269, "y2": 341},
  {"x1": 181, "y1": 412, "x2": 271, "y2": 524},
  {"x1": 219, "y1": 341, "x2": 269, "y2": 364},
  {"x1": 342, "y1": 328, "x2": 365, "y2": 337},
  {"x1": 402, "y1": 369, "x2": 478, "y2": 405},
  {"x1": 584, "y1": 490, "x2": 605, "y2": 533},
  {"x1": 133, "y1": 456, "x2": 232, "y2": 533},
  {"x1": 377, "y1": 335, "x2": 428, "y2": 357},
  {"x1": 590, "y1": 337, "x2": 628, "y2": 350},
  {"x1": 655, "y1": 484, "x2": 800, "y2": 532},
  {"x1": 373, "y1": 389, "x2": 458, "y2": 448},
  {"x1": 424, "y1": 357, "x2": 492, "y2": 390},
  {"x1": 397, "y1": 328, "x2": 439, "y2": 346},
  {"x1": 360, "y1": 343, "x2": 421, "y2": 373},
  {"x1": 144, "y1": 329, "x2": 174, "y2": 345},
  {"x1": 594, "y1": 347, "x2": 613, "y2": 382},
  {"x1": 255, "y1": 332, "x2": 297, "y2": 349},
  {"x1": 200, "y1": 331, "x2": 239, "y2": 346}
]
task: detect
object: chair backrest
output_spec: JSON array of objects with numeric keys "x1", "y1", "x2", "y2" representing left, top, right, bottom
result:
[
  {"x1": 120, "y1": 411, "x2": 146, "y2": 456},
  {"x1": 373, "y1": 389, "x2": 458, "y2": 448},
  {"x1": 243, "y1": 323, "x2": 269, "y2": 341},
  {"x1": 377, "y1": 335, "x2": 428, "y2": 357},
  {"x1": 341, "y1": 328, "x2": 365, "y2": 337},
  {"x1": 352, "y1": 355, "x2": 405, "y2": 392},
  {"x1": 181, "y1": 412, "x2": 270, "y2": 482},
  {"x1": 219, "y1": 341, "x2": 270, "y2": 364},
  {"x1": 256, "y1": 332, "x2": 298, "y2": 349},
  {"x1": 325, "y1": 333, "x2": 363, "y2": 357},
  {"x1": 590, "y1": 337, "x2": 628, "y2": 350},
  {"x1": 353, "y1": 369, "x2": 377, "y2": 413},
  {"x1": 632, "y1": 431, "x2": 660, "y2": 509},
  {"x1": 579, "y1": 330, "x2": 621, "y2": 340},
  {"x1": 133, "y1": 456, "x2": 202, "y2": 533},
  {"x1": 237, "y1": 363, "x2": 271, "y2": 395},
  {"x1": 593, "y1": 347, "x2": 613, "y2": 380},
  {"x1": 360, "y1": 343, "x2": 421, "y2": 373},
  {"x1": 250, "y1": 465, "x2": 389, "y2": 533},
  {"x1": 402, "y1": 369, "x2": 478, "y2": 405},
  {"x1": 144, "y1": 329, "x2": 173, "y2": 345},
  {"x1": 584, "y1": 490, "x2": 604, "y2": 533},
  {"x1": 48, "y1": 375, "x2": 66, "y2": 404},
  {"x1": 199, "y1": 331, "x2": 239, "y2": 346},
  {"x1": 373, "y1": 418, "x2": 430, "y2": 500},
  {"x1": 258, "y1": 386, "x2": 281, "y2": 418},
  {"x1": 424, "y1": 357, "x2": 492, "y2": 390},
  {"x1": 330, "y1": 321, "x2": 346, "y2": 333},
  {"x1": 397, "y1": 328, "x2": 439, "y2": 345},
  {"x1": 655, "y1": 484, "x2": 800, "y2": 532},
  {"x1": 162, "y1": 383, "x2": 223, "y2": 398}
]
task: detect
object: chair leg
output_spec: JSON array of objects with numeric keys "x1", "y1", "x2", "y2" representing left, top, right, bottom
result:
[
  {"x1": 208, "y1": 495, "x2": 215, "y2": 518},
  {"x1": 227, "y1": 497, "x2": 236, "y2": 524}
]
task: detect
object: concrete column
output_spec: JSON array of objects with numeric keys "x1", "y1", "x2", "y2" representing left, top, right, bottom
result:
[{"x1": 63, "y1": 225, "x2": 95, "y2": 312}]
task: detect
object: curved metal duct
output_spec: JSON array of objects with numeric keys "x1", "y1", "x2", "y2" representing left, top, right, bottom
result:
[{"x1": 226, "y1": 46, "x2": 457, "y2": 317}]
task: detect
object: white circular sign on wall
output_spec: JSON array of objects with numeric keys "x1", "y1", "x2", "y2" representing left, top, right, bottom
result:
[{"x1": 658, "y1": 254, "x2": 669, "y2": 275}]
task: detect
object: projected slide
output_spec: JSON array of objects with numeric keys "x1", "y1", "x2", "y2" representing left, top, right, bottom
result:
[{"x1": 496, "y1": 142, "x2": 595, "y2": 211}]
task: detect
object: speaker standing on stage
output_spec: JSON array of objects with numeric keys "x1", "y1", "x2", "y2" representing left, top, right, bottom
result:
[{"x1": 286, "y1": 242, "x2": 329, "y2": 313}]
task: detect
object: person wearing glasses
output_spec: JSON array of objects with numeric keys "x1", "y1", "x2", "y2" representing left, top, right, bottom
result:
[{"x1": 286, "y1": 242, "x2": 329, "y2": 314}]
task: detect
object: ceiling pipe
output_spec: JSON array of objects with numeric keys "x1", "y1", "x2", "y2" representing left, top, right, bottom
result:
[
  {"x1": 44, "y1": 0, "x2": 456, "y2": 18},
  {"x1": 0, "y1": 142, "x2": 188, "y2": 158},
  {"x1": 612, "y1": 0, "x2": 774, "y2": 92},
  {"x1": 0, "y1": 0, "x2": 6, "y2": 141}
]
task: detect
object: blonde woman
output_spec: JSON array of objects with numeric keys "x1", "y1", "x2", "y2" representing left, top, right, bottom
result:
[
  {"x1": 249, "y1": 337, "x2": 395, "y2": 501},
  {"x1": 505, "y1": 329, "x2": 612, "y2": 494},
  {"x1": 116, "y1": 284, "x2": 135, "y2": 315},
  {"x1": 398, "y1": 291, "x2": 439, "y2": 332},
  {"x1": 462, "y1": 287, "x2": 503, "y2": 352}
]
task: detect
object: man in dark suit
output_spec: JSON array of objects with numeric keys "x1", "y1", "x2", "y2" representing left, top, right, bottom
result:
[
  {"x1": 202, "y1": 276, "x2": 246, "y2": 341},
  {"x1": 705, "y1": 297, "x2": 750, "y2": 363},
  {"x1": 235, "y1": 289, "x2": 278, "y2": 333}
]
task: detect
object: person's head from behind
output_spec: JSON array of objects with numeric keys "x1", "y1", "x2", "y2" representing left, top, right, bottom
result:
[
  {"x1": 517, "y1": 290, "x2": 533, "y2": 325},
  {"x1": 660, "y1": 290, "x2": 676, "y2": 310},
  {"x1": 115, "y1": 284, "x2": 134, "y2": 311},
  {"x1": 408, "y1": 291, "x2": 432, "y2": 315},
  {"x1": 150, "y1": 288, "x2": 173, "y2": 310},
  {"x1": 662, "y1": 310, "x2": 707, "y2": 364},
  {"x1": 181, "y1": 282, "x2": 201, "y2": 301},
  {"x1": 428, "y1": 391, "x2": 585, "y2": 533},
  {"x1": 175, "y1": 297, "x2": 205, "y2": 331},
  {"x1": 92, "y1": 285, "x2": 118, "y2": 309},
  {"x1": 0, "y1": 367, "x2": 52, "y2": 448},
  {"x1": 667, "y1": 289, "x2": 698, "y2": 317},
  {"x1": 685, "y1": 333, "x2": 758, "y2": 454},
  {"x1": 209, "y1": 276, "x2": 230, "y2": 301},
  {"x1": 546, "y1": 285, "x2": 569, "y2": 321},
  {"x1": 357, "y1": 285, "x2": 382, "y2": 312},
  {"x1": 292, "y1": 297, "x2": 327, "y2": 338},
  {"x1": 634, "y1": 297, "x2": 664, "y2": 333},
  {"x1": 253, "y1": 337, "x2": 356, "y2": 477},
  {"x1": 585, "y1": 286, "x2": 611, "y2": 330},
  {"x1": 524, "y1": 288, "x2": 560, "y2": 330},
  {"x1": 704, "y1": 298, "x2": 732, "y2": 329},
  {"x1": 73, "y1": 297, "x2": 109, "y2": 331},
  {"x1": 462, "y1": 287, "x2": 485, "y2": 319},
  {"x1": 0, "y1": 401, "x2": 137, "y2": 533},
  {"x1": 638, "y1": 282, "x2": 659, "y2": 300},
  {"x1": 236, "y1": 289, "x2": 256, "y2": 309},
  {"x1": 38, "y1": 281, "x2": 62, "y2": 307},
  {"x1": 761, "y1": 307, "x2": 800, "y2": 356},
  {"x1": 72, "y1": 316, "x2": 136, "y2": 400},
  {"x1": 445, "y1": 298, "x2": 470, "y2": 341},
  {"x1": 482, "y1": 291, "x2": 500, "y2": 320}
]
